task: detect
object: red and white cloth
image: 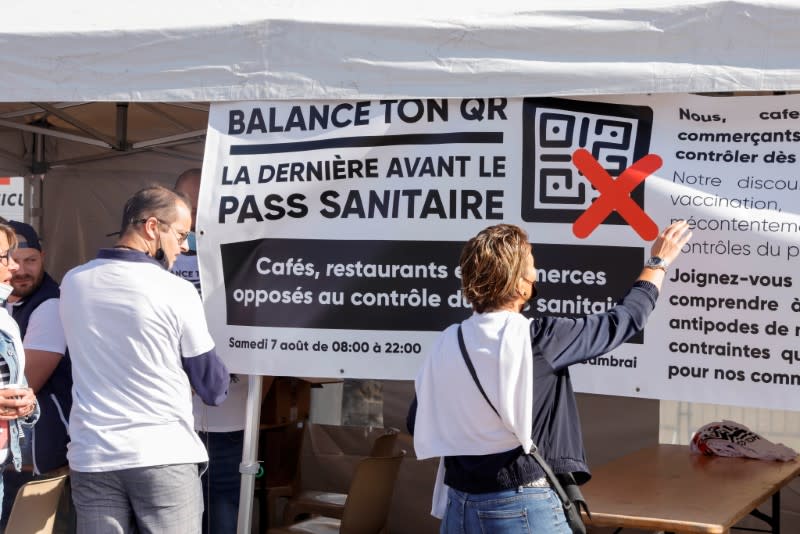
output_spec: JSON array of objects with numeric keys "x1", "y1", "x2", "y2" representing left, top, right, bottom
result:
[{"x1": 690, "y1": 420, "x2": 798, "y2": 461}]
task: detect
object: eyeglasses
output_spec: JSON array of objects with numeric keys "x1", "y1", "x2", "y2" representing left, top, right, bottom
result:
[
  {"x1": 0, "y1": 249, "x2": 14, "y2": 267},
  {"x1": 521, "y1": 276, "x2": 538, "y2": 299},
  {"x1": 162, "y1": 223, "x2": 190, "y2": 245},
  {"x1": 134, "y1": 217, "x2": 190, "y2": 245}
]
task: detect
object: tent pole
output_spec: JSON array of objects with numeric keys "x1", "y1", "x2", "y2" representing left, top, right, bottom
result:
[
  {"x1": 116, "y1": 103, "x2": 129, "y2": 151},
  {"x1": 131, "y1": 129, "x2": 206, "y2": 149},
  {"x1": 0, "y1": 119, "x2": 111, "y2": 149},
  {"x1": 29, "y1": 133, "x2": 46, "y2": 231},
  {"x1": 36, "y1": 102, "x2": 118, "y2": 147},
  {"x1": 32, "y1": 132, "x2": 46, "y2": 174},
  {"x1": 237, "y1": 374, "x2": 262, "y2": 534}
]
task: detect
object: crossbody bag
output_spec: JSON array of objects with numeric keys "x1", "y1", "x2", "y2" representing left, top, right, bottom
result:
[{"x1": 456, "y1": 325, "x2": 590, "y2": 534}]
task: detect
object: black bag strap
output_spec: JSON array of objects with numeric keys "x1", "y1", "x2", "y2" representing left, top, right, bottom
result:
[
  {"x1": 456, "y1": 325, "x2": 591, "y2": 519},
  {"x1": 456, "y1": 325, "x2": 497, "y2": 416}
]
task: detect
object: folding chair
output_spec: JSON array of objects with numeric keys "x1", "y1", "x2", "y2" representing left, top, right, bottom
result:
[
  {"x1": 255, "y1": 420, "x2": 307, "y2": 528},
  {"x1": 4, "y1": 474, "x2": 69, "y2": 534},
  {"x1": 367, "y1": 428, "x2": 399, "y2": 458},
  {"x1": 282, "y1": 428, "x2": 399, "y2": 524},
  {"x1": 268, "y1": 450, "x2": 405, "y2": 534}
]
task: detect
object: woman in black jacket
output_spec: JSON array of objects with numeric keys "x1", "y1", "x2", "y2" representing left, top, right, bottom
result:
[{"x1": 410, "y1": 220, "x2": 691, "y2": 534}]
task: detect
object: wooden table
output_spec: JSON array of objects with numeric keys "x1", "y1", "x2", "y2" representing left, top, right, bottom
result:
[{"x1": 581, "y1": 444, "x2": 800, "y2": 534}]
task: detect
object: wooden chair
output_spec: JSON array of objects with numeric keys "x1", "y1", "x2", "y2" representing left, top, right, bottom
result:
[
  {"x1": 5, "y1": 473, "x2": 68, "y2": 534},
  {"x1": 281, "y1": 428, "x2": 399, "y2": 524},
  {"x1": 256, "y1": 420, "x2": 307, "y2": 529},
  {"x1": 268, "y1": 450, "x2": 405, "y2": 534},
  {"x1": 367, "y1": 428, "x2": 399, "y2": 457}
]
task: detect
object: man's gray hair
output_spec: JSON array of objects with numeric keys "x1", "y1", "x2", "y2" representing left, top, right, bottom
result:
[{"x1": 119, "y1": 186, "x2": 190, "y2": 235}]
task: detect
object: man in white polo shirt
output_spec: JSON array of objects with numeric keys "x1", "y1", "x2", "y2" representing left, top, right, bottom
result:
[{"x1": 59, "y1": 186, "x2": 230, "y2": 534}]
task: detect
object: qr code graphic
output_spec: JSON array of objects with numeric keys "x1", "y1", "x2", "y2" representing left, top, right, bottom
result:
[{"x1": 521, "y1": 98, "x2": 653, "y2": 224}]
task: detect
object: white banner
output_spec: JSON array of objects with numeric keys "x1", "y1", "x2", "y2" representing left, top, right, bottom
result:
[
  {"x1": 200, "y1": 94, "x2": 800, "y2": 410},
  {"x1": 0, "y1": 177, "x2": 25, "y2": 222}
]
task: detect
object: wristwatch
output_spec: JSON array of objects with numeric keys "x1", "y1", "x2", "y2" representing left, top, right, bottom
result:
[{"x1": 644, "y1": 256, "x2": 669, "y2": 271}]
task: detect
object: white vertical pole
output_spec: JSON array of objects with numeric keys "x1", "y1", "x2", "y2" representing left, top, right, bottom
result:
[{"x1": 236, "y1": 374, "x2": 263, "y2": 534}]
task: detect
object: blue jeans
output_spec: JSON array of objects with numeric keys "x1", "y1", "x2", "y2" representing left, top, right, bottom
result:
[
  {"x1": 71, "y1": 464, "x2": 203, "y2": 534},
  {"x1": 198, "y1": 430, "x2": 244, "y2": 534},
  {"x1": 441, "y1": 486, "x2": 571, "y2": 534}
]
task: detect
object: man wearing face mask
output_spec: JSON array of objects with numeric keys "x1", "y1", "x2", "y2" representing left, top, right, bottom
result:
[
  {"x1": 0, "y1": 221, "x2": 71, "y2": 531},
  {"x1": 173, "y1": 168, "x2": 250, "y2": 534},
  {"x1": 59, "y1": 186, "x2": 230, "y2": 534}
]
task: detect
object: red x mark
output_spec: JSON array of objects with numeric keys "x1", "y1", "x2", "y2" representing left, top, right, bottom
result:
[{"x1": 571, "y1": 149, "x2": 660, "y2": 240}]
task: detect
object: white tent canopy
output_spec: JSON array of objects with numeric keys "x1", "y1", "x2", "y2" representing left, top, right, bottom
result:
[{"x1": 2, "y1": 0, "x2": 800, "y2": 103}]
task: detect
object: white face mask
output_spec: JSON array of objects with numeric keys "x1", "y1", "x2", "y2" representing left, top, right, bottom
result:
[{"x1": 0, "y1": 283, "x2": 12, "y2": 304}]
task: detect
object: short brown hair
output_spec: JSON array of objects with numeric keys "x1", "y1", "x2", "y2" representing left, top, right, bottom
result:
[
  {"x1": 460, "y1": 224, "x2": 532, "y2": 313},
  {"x1": 119, "y1": 186, "x2": 190, "y2": 235}
]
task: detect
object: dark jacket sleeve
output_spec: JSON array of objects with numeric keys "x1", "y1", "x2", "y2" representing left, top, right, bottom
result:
[
  {"x1": 182, "y1": 348, "x2": 230, "y2": 406},
  {"x1": 534, "y1": 281, "x2": 659, "y2": 371}
]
